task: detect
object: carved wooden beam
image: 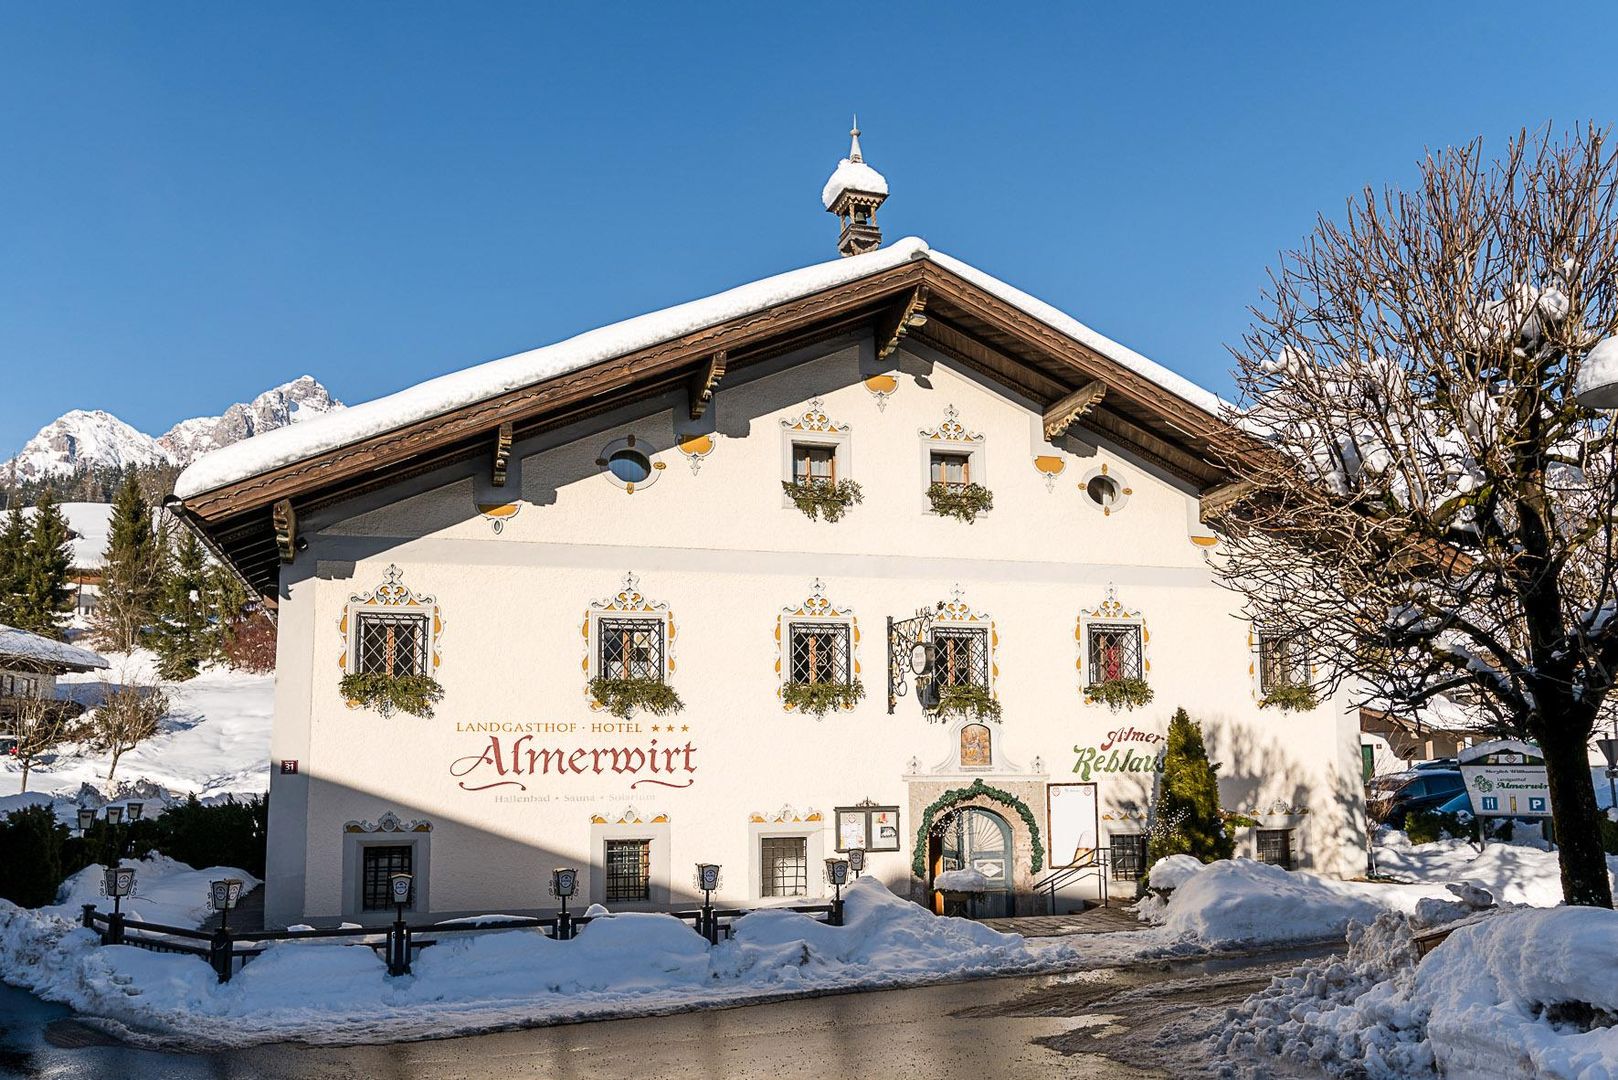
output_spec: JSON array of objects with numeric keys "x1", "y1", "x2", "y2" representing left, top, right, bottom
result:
[
  {"x1": 491, "y1": 421, "x2": 513, "y2": 487},
  {"x1": 687, "y1": 350, "x2": 728, "y2": 420},
  {"x1": 876, "y1": 285, "x2": 929, "y2": 361},
  {"x1": 1042, "y1": 381, "x2": 1108, "y2": 441},
  {"x1": 1199, "y1": 480, "x2": 1258, "y2": 523},
  {"x1": 271, "y1": 499, "x2": 298, "y2": 563}
]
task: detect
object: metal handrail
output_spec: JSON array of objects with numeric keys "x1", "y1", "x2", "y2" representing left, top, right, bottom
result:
[{"x1": 1032, "y1": 849, "x2": 1111, "y2": 913}]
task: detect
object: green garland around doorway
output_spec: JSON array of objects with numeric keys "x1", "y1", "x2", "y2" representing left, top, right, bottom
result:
[{"x1": 912, "y1": 778, "x2": 1044, "y2": 878}]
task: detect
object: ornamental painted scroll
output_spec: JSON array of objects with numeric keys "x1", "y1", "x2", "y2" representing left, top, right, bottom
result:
[
  {"x1": 863, "y1": 373, "x2": 898, "y2": 412},
  {"x1": 774, "y1": 578, "x2": 861, "y2": 714},
  {"x1": 676, "y1": 433, "x2": 717, "y2": 474},
  {"x1": 337, "y1": 565, "x2": 443, "y2": 675},
  {"x1": 919, "y1": 404, "x2": 984, "y2": 445},
  {"x1": 781, "y1": 397, "x2": 851, "y2": 436},
  {"x1": 344, "y1": 810, "x2": 433, "y2": 834}
]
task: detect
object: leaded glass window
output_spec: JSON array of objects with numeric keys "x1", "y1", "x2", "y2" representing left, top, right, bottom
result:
[
  {"x1": 1088, "y1": 623, "x2": 1142, "y2": 684},
  {"x1": 932, "y1": 626, "x2": 989, "y2": 689},
  {"x1": 597, "y1": 617, "x2": 665, "y2": 682},
  {"x1": 355, "y1": 612, "x2": 429, "y2": 676},
  {"x1": 789, "y1": 622, "x2": 851, "y2": 685},
  {"x1": 604, "y1": 839, "x2": 651, "y2": 902},
  {"x1": 760, "y1": 836, "x2": 808, "y2": 898}
]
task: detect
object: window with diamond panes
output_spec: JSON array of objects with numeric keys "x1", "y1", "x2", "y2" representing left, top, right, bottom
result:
[
  {"x1": 932, "y1": 626, "x2": 989, "y2": 689},
  {"x1": 760, "y1": 836, "x2": 808, "y2": 897},
  {"x1": 1087, "y1": 623, "x2": 1142, "y2": 684},
  {"x1": 789, "y1": 622, "x2": 851, "y2": 685},
  {"x1": 1110, "y1": 834, "x2": 1146, "y2": 881},
  {"x1": 355, "y1": 612, "x2": 429, "y2": 676},
  {"x1": 361, "y1": 844, "x2": 413, "y2": 911},
  {"x1": 597, "y1": 618, "x2": 665, "y2": 682},
  {"x1": 792, "y1": 443, "x2": 837, "y2": 485},
  {"x1": 1258, "y1": 635, "x2": 1310, "y2": 693},
  {"x1": 604, "y1": 839, "x2": 651, "y2": 902},
  {"x1": 1256, "y1": 829, "x2": 1294, "y2": 869}
]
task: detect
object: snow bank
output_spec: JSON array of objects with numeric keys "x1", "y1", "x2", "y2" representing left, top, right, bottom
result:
[
  {"x1": 932, "y1": 868, "x2": 991, "y2": 892},
  {"x1": 46, "y1": 856, "x2": 260, "y2": 928},
  {"x1": 0, "y1": 873, "x2": 1176, "y2": 1046},
  {"x1": 1376, "y1": 833, "x2": 1618, "y2": 908},
  {"x1": 1216, "y1": 907, "x2": 1618, "y2": 1080},
  {"x1": 1147, "y1": 859, "x2": 1445, "y2": 948},
  {"x1": 1147, "y1": 853, "x2": 1204, "y2": 891}
]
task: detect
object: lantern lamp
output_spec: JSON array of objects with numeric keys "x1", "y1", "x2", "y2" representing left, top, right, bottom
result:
[
  {"x1": 694, "y1": 863, "x2": 721, "y2": 895},
  {"x1": 847, "y1": 847, "x2": 867, "y2": 876},
  {"x1": 389, "y1": 872, "x2": 413, "y2": 911},
  {"x1": 126, "y1": 802, "x2": 145, "y2": 822},
  {"x1": 209, "y1": 878, "x2": 244, "y2": 911},
  {"x1": 825, "y1": 857, "x2": 850, "y2": 888},
  {"x1": 104, "y1": 805, "x2": 123, "y2": 825},
  {"x1": 103, "y1": 865, "x2": 136, "y2": 915},
  {"x1": 76, "y1": 808, "x2": 97, "y2": 834},
  {"x1": 550, "y1": 867, "x2": 579, "y2": 899}
]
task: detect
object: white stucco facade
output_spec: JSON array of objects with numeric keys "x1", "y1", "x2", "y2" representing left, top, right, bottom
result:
[{"x1": 260, "y1": 336, "x2": 1367, "y2": 927}]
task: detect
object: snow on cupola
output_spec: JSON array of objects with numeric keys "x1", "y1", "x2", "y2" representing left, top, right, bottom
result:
[{"x1": 823, "y1": 117, "x2": 889, "y2": 257}]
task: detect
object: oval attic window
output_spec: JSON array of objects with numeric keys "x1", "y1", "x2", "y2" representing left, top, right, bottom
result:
[
  {"x1": 1086, "y1": 474, "x2": 1121, "y2": 509},
  {"x1": 607, "y1": 448, "x2": 653, "y2": 484}
]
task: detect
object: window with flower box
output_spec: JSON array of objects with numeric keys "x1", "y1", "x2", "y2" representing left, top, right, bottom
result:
[
  {"x1": 1087, "y1": 623, "x2": 1143, "y2": 684},
  {"x1": 932, "y1": 626, "x2": 990, "y2": 689},
  {"x1": 354, "y1": 612, "x2": 430, "y2": 677},
  {"x1": 596, "y1": 617, "x2": 666, "y2": 683}
]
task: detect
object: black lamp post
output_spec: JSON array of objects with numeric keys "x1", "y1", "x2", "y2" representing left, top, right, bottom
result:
[
  {"x1": 76, "y1": 807, "x2": 96, "y2": 835},
  {"x1": 104, "y1": 805, "x2": 123, "y2": 826},
  {"x1": 387, "y1": 871, "x2": 413, "y2": 976},
  {"x1": 694, "y1": 863, "x2": 722, "y2": 944},
  {"x1": 550, "y1": 867, "x2": 579, "y2": 939},
  {"x1": 824, "y1": 858, "x2": 850, "y2": 925},
  {"x1": 126, "y1": 801, "x2": 144, "y2": 822},
  {"x1": 209, "y1": 878, "x2": 244, "y2": 933},
  {"x1": 102, "y1": 864, "x2": 135, "y2": 945}
]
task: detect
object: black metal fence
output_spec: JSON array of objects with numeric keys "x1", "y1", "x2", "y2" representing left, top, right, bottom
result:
[{"x1": 82, "y1": 898, "x2": 842, "y2": 983}]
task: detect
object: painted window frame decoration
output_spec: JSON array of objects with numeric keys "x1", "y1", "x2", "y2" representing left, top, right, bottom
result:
[
  {"x1": 834, "y1": 801, "x2": 902, "y2": 853},
  {"x1": 1079, "y1": 463, "x2": 1132, "y2": 516},
  {"x1": 1076, "y1": 584, "x2": 1150, "y2": 704},
  {"x1": 597, "y1": 434, "x2": 667, "y2": 494},
  {"x1": 932, "y1": 585, "x2": 998, "y2": 691},
  {"x1": 343, "y1": 810, "x2": 433, "y2": 916},
  {"x1": 918, "y1": 404, "x2": 987, "y2": 513},
  {"x1": 583, "y1": 572, "x2": 677, "y2": 710},
  {"x1": 338, "y1": 565, "x2": 444, "y2": 717},
  {"x1": 775, "y1": 578, "x2": 862, "y2": 715},
  {"x1": 779, "y1": 399, "x2": 856, "y2": 518}
]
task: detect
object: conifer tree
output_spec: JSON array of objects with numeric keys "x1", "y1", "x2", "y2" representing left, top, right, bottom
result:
[
  {"x1": 13, "y1": 491, "x2": 72, "y2": 638},
  {"x1": 1148, "y1": 709, "x2": 1235, "y2": 865},
  {"x1": 154, "y1": 526, "x2": 211, "y2": 680},
  {"x1": 202, "y1": 561, "x2": 250, "y2": 663},
  {"x1": 0, "y1": 508, "x2": 28, "y2": 627},
  {"x1": 94, "y1": 476, "x2": 162, "y2": 651}
]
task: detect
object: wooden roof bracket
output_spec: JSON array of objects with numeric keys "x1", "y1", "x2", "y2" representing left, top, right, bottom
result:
[
  {"x1": 687, "y1": 350, "x2": 728, "y2": 420},
  {"x1": 1199, "y1": 479, "x2": 1257, "y2": 523},
  {"x1": 491, "y1": 421, "x2": 513, "y2": 487},
  {"x1": 1042, "y1": 381, "x2": 1108, "y2": 442},
  {"x1": 272, "y1": 499, "x2": 298, "y2": 563},
  {"x1": 876, "y1": 285, "x2": 929, "y2": 362}
]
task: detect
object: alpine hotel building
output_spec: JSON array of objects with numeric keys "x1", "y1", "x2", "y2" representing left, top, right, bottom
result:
[{"x1": 173, "y1": 129, "x2": 1368, "y2": 927}]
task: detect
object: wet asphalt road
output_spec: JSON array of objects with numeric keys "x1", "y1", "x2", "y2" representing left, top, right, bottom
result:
[{"x1": 0, "y1": 946, "x2": 1332, "y2": 1080}]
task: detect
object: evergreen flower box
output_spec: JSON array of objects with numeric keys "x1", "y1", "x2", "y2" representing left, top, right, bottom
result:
[
  {"x1": 781, "y1": 679, "x2": 865, "y2": 717},
  {"x1": 588, "y1": 676, "x2": 684, "y2": 720},
  {"x1": 926, "y1": 482, "x2": 993, "y2": 523},
  {"x1": 1259, "y1": 682, "x2": 1319, "y2": 712},
  {"x1": 1087, "y1": 676, "x2": 1154, "y2": 712},
  {"x1": 934, "y1": 683, "x2": 1003, "y2": 723},
  {"x1": 782, "y1": 479, "x2": 864, "y2": 522},
  {"x1": 339, "y1": 673, "x2": 445, "y2": 719}
]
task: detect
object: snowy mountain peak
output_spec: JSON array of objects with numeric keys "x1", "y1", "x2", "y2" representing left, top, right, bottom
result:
[{"x1": 5, "y1": 378, "x2": 343, "y2": 482}]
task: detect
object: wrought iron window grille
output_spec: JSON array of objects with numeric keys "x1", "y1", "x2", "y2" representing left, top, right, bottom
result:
[
  {"x1": 361, "y1": 845, "x2": 413, "y2": 911},
  {"x1": 1256, "y1": 829, "x2": 1294, "y2": 869},
  {"x1": 597, "y1": 617, "x2": 666, "y2": 682},
  {"x1": 1258, "y1": 635, "x2": 1310, "y2": 693},
  {"x1": 932, "y1": 626, "x2": 989, "y2": 689},
  {"x1": 760, "y1": 836, "x2": 809, "y2": 898},
  {"x1": 1109, "y1": 835, "x2": 1147, "y2": 882},
  {"x1": 604, "y1": 839, "x2": 652, "y2": 902},
  {"x1": 354, "y1": 612, "x2": 429, "y2": 677},
  {"x1": 1087, "y1": 623, "x2": 1143, "y2": 684},
  {"x1": 789, "y1": 622, "x2": 852, "y2": 685}
]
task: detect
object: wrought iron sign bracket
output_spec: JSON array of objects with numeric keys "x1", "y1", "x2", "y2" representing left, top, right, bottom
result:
[{"x1": 887, "y1": 607, "x2": 939, "y2": 715}]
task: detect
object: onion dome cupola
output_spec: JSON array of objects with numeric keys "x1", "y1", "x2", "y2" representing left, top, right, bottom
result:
[{"x1": 822, "y1": 117, "x2": 889, "y2": 258}]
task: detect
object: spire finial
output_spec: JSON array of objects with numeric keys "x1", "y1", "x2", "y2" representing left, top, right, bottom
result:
[{"x1": 849, "y1": 115, "x2": 863, "y2": 163}]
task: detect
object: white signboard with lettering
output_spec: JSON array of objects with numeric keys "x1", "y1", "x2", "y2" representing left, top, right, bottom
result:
[{"x1": 1458, "y1": 738, "x2": 1551, "y2": 818}]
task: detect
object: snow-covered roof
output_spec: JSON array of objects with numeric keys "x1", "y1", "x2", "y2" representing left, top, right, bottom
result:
[
  {"x1": 821, "y1": 158, "x2": 889, "y2": 210},
  {"x1": 0, "y1": 625, "x2": 109, "y2": 672},
  {"x1": 175, "y1": 238, "x2": 1221, "y2": 500},
  {"x1": 20, "y1": 502, "x2": 114, "y2": 570}
]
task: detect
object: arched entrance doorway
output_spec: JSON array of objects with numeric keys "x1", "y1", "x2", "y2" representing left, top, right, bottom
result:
[{"x1": 929, "y1": 806, "x2": 1014, "y2": 918}]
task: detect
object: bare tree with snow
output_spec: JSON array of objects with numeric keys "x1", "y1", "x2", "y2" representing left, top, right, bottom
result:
[
  {"x1": 88, "y1": 681, "x2": 167, "y2": 784},
  {"x1": 1210, "y1": 125, "x2": 1618, "y2": 907}
]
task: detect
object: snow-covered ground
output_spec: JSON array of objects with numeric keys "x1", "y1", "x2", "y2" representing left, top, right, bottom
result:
[{"x1": 0, "y1": 650, "x2": 273, "y2": 812}]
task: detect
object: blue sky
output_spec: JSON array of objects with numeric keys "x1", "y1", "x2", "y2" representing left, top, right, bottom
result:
[{"x1": 4, "y1": 3, "x2": 1617, "y2": 454}]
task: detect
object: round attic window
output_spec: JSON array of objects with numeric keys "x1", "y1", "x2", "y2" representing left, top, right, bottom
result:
[
  {"x1": 1081, "y1": 468, "x2": 1129, "y2": 515},
  {"x1": 597, "y1": 435, "x2": 665, "y2": 493}
]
